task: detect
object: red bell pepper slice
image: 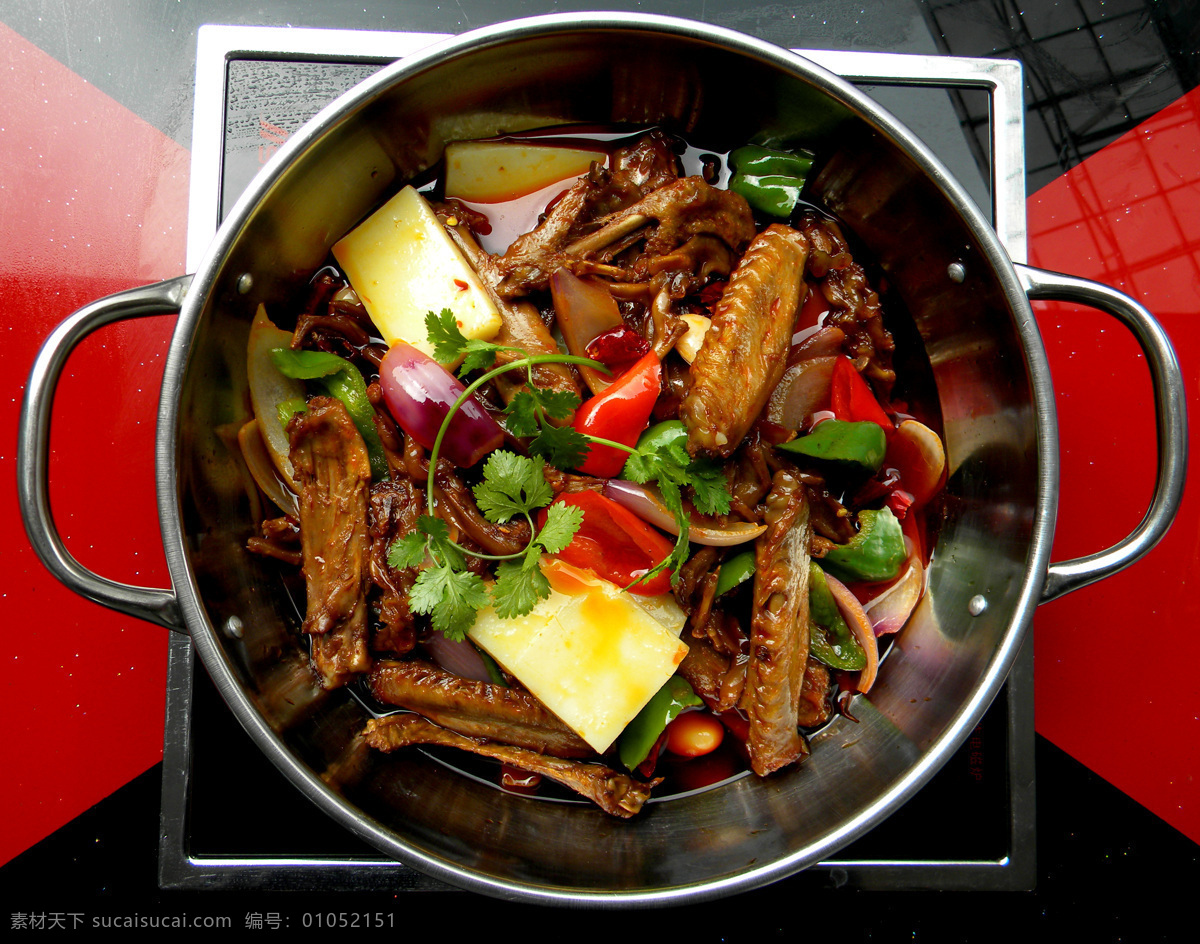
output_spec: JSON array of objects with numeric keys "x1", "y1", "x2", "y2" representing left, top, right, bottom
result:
[
  {"x1": 829, "y1": 356, "x2": 892, "y2": 429},
  {"x1": 541, "y1": 491, "x2": 674, "y2": 595},
  {"x1": 571, "y1": 349, "x2": 662, "y2": 477}
]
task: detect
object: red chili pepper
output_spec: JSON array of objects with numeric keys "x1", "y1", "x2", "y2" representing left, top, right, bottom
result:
[
  {"x1": 885, "y1": 487, "x2": 915, "y2": 520},
  {"x1": 541, "y1": 491, "x2": 674, "y2": 595},
  {"x1": 829, "y1": 356, "x2": 893, "y2": 429},
  {"x1": 585, "y1": 324, "x2": 650, "y2": 372},
  {"x1": 571, "y1": 350, "x2": 662, "y2": 477}
]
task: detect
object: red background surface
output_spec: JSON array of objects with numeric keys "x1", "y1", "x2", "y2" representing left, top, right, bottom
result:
[
  {"x1": 1028, "y1": 83, "x2": 1200, "y2": 845},
  {"x1": 2, "y1": 18, "x2": 1196, "y2": 868},
  {"x1": 2, "y1": 22, "x2": 186, "y2": 865}
]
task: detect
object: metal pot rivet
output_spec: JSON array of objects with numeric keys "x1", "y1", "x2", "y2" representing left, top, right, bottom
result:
[
  {"x1": 968, "y1": 594, "x2": 988, "y2": 616},
  {"x1": 236, "y1": 272, "x2": 254, "y2": 294},
  {"x1": 947, "y1": 261, "x2": 966, "y2": 283},
  {"x1": 224, "y1": 615, "x2": 245, "y2": 639}
]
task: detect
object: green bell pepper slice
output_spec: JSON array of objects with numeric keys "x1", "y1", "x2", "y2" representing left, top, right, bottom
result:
[
  {"x1": 634, "y1": 418, "x2": 689, "y2": 457},
  {"x1": 270, "y1": 347, "x2": 389, "y2": 481},
  {"x1": 729, "y1": 144, "x2": 814, "y2": 179},
  {"x1": 276, "y1": 396, "x2": 309, "y2": 429},
  {"x1": 713, "y1": 549, "x2": 755, "y2": 597},
  {"x1": 808, "y1": 562, "x2": 867, "y2": 671},
  {"x1": 776, "y1": 419, "x2": 887, "y2": 472},
  {"x1": 729, "y1": 174, "x2": 804, "y2": 218},
  {"x1": 618, "y1": 675, "x2": 702, "y2": 771},
  {"x1": 728, "y1": 145, "x2": 814, "y2": 218},
  {"x1": 821, "y1": 507, "x2": 907, "y2": 584}
]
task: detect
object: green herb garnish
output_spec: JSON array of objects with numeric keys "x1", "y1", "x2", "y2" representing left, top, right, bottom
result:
[
  {"x1": 620, "y1": 421, "x2": 731, "y2": 590},
  {"x1": 391, "y1": 310, "x2": 732, "y2": 638}
]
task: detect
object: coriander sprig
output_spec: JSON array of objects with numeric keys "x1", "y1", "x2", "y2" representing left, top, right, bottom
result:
[
  {"x1": 621, "y1": 426, "x2": 731, "y2": 591},
  {"x1": 391, "y1": 309, "x2": 731, "y2": 640}
]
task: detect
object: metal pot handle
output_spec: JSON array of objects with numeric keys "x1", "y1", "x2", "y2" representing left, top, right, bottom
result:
[
  {"x1": 17, "y1": 276, "x2": 193, "y2": 633},
  {"x1": 1016, "y1": 263, "x2": 1188, "y2": 604}
]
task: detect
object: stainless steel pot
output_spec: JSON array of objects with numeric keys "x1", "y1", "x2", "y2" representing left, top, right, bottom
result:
[{"x1": 18, "y1": 13, "x2": 1186, "y2": 904}]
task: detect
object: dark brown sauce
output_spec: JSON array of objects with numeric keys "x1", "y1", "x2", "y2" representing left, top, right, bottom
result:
[{"x1": 415, "y1": 125, "x2": 729, "y2": 254}]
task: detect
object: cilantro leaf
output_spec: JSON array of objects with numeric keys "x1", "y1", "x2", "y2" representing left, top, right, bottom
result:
[
  {"x1": 504, "y1": 390, "x2": 544, "y2": 439},
  {"x1": 425, "y1": 308, "x2": 471, "y2": 365},
  {"x1": 458, "y1": 338, "x2": 502, "y2": 376},
  {"x1": 505, "y1": 387, "x2": 581, "y2": 438},
  {"x1": 418, "y1": 514, "x2": 468, "y2": 570},
  {"x1": 621, "y1": 426, "x2": 732, "y2": 521},
  {"x1": 473, "y1": 452, "x2": 553, "y2": 523},
  {"x1": 621, "y1": 447, "x2": 658, "y2": 485},
  {"x1": 535, "y1": 501, "x2": 584, "y2": 555},
  {"x1": 529, "y1": 423, "x2": 591, "y2": 470},
  {"x1": 489, "y1": 500, "x2": 583, "y2": 617},
  {"x1": 409, "y1": 564, "x2": 490, "y2": 641},
  {"x1": 687, "y1": 458, "x2": 732, "y2": 517},
  {"x1": 426, "y1": 308, "x2": 504, "y2": 375},
  {"x1": 491, "y1": 558, "x2": 550, "y2": 620},
  {"x1": 532, "y1": 388, "x2": 581, "y2": 424},
  {"x1": 387, "y1": 531, "x2": 428, "y2": 571}
]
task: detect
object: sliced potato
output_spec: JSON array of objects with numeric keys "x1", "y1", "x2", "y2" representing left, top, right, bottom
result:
[
  {"x1": 468, "y1": 560, "x2": 687, "y2": 754},
  {"x1": 444, "y1": 140, "x2": 606, "y2": 203},
  {"x1": 332, "y1": 186, "x2": 501, "y2": 358}
]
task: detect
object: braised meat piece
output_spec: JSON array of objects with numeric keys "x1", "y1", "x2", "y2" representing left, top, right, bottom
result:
[
  {"x1": 495, "y1": 176, "x2": 755, "y2": 297},
  {"x1": 441, "y1": 219, "x2": 582, "y2": 408},
  {"x1": 493, "y1": 130, "x2": 683, "y2": 290},
  {"x1": 247, "y1": 514, "x2": 302, "y2": 566},
  {"x1": 742, "y1": 470, "x2": 813, "y2": 775},
  {"x1": 604, "y1": 128, "x2": 682, "y2": 202},
  {"x1": 796, "y1": 212, "x2": 895, "y2": 392},
  {"x1": 288, "y1": 397, "x2": 372, "y2": 689},
  {"x1": 432, "y1": 460, "x2": 532, "y2": 557},
  {"x1": 566, "y1": 176, "x2": 755, "y2": 266},
  {"x1": 796, "y1": 658, "x2": 833, "y2": 729},
  {"x1": 367, "y1": 479, "x2": 424, "y2": 656},
  {"x1": 368, "y1": 658, "x2": 594, "y2": 758},
  {"x1": 363, "y1": 714, "x2": 656, "y2": 818},
  {"x1": 678, "y1": 634, "x2": 746, "y2": 714},
  {"x1": 681, "y1": 224, "x2": 809, "y2": 459}
]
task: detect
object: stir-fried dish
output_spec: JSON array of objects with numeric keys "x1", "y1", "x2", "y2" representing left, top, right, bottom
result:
[{"x1": 242, "y1": 129, "x2": 947, "y2": 818}]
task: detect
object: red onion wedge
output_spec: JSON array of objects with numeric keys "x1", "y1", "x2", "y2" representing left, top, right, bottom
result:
[
  {"x1": 246, "y1": 305, "x2": 304, "y2": 491},
  {"x1": 379, "y1": 341, "x2": 504, "y2": 468},
  {"x1": 863, "y1": 555, "x2": 926, "y2": 637},
  {"x1": 550, "y1": 268, "x2": 624, "y2": 395},
  {"x1": 823, "y1": 570, "x2": 880, "y2": 693},
  {"x1": 886, "y1": 419, "x2": 946, "y2": 507},
  {"x1": 423, "y1": 633, "x2": 496, "y2": 683},
  {"x1": 788, "y1": 324, "x2": 845, "y2": 363},
  {"x1": 603, "y1": 479, "x2": 767, "y2": 546},
  {"x1": 237, "y1": 418, "x2": 299, "y2": 518},
  {"x1": 766, "y1": 356, "x2": 837, "y2": 430}
]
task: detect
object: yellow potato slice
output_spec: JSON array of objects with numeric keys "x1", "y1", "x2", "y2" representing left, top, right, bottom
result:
[
  {"x1": 332, "y1": 186, "x2": 501, "y2": 358},
  {"x1": 444, "y1": 140, "x2": 606, "y2": 203}
]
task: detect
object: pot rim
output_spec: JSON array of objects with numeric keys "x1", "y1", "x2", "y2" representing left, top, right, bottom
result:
[{"x1": 156, "y1": 12, "x2": 1058, "y2": 904}]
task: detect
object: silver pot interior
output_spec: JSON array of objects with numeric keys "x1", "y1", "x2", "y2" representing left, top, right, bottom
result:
[{"x1": 167, "y1": 17, "x2": 1044, "y2": 900}]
